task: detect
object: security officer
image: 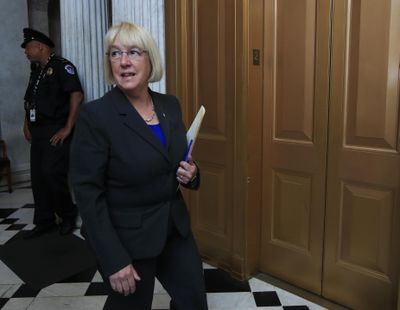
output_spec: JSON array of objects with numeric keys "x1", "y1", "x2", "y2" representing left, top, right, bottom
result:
[{"x1": 21, "y1": 28, "x2": 84, "y2": 239}]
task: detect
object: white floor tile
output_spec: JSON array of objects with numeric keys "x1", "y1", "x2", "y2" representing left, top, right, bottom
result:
[
  {"x1": 22, "y1": 224, "x2": 35, "y2": 231},
  {"x1": 153, "y1": 278, "x2": 167, "y2": 294},
  {"x1": 203, "y1": 262, "x2": 217, "y2": 269},
  {"x1": 151, "y1": 293, "x2": 171, "y2": 309},
  {"x1": 10, "y1": 209, "x2": 34, "y2": 224},
  {"x1": 1, "y1": 297, "x2": 34, "y2": 310},
  {"x1": 37, "y1": 283, "x2": 91, "y2": 297},
  {"x1": 0, "y1": 230, "x2": 18, "y2": 245},
  {"x1": 0, "y1": 284, "x2": 21, "y2": 298},
  {"x1": 211, "y1": 308, "x2": 282, "y2": 310},
  {"x1": 0, "y1": 260, "x2": 24, "y2": 285},
  {"x1": 27, "y1": 296, "x2": 107, "y2": 310},
  {"x1": 249, "y1": 278, "x2": 276, "y2": 292},
  {"x1": 90, "y1": 271, "x2": 103, "y2": 283},
  {"x1": 0, "y1": 224, "x2": 11, "y2": 232},
  {"x1": 0, "y1": 189, "x2": 33, "y2": 206},
  {"x1": 275, "y1": 287, "x2": 328, "y2": 309},
  {"x1": 207, "y1": 292, "x2": 257, "y2": 308}
]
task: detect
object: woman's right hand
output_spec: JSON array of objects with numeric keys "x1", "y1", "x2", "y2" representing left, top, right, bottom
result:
[{"x1": 109, "y1": 264, "x2": 141, "y2": 296}]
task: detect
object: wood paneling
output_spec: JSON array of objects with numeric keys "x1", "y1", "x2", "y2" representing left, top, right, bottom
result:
[
  {"x1": 166, "y1": 1, "x2": 400, "y2": 307},
  {"x1": 272, "y1": 171, "x2": 312, "y2": 252},
  {"x1": 165, "y1": 0, "x2": 239, "y2": 273},
  {"x1": 323, "y1": 0, "x2": 400, "y2": 308},
  {"x1": 260, "y1": 0, "x2": 331, "y2": 293}
]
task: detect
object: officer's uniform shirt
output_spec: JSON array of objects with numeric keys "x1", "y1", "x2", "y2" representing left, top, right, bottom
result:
[{"x1": 24, "y1": 55, "x2": 82, "y2": 138}]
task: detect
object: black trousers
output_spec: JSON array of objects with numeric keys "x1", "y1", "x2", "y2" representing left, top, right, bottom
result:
[
  {"x1": 102, "y1": 223, "x2": 208, "y2": 310},
  {"x1": 30, "y1": 137, "x2": 77, "y2": 225}
]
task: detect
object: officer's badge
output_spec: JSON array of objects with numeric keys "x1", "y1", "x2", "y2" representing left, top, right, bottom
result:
[
  {"x1": 46, "y1": 67, "x2": 53, "y2": 75},
  {"x1": 64, "y1": 64, "x2": 75, "y2": 75}
]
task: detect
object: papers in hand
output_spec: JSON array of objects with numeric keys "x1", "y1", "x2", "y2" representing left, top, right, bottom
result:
[{"x1": 184, "y1": 105, "x2": 206, "y2": 161}]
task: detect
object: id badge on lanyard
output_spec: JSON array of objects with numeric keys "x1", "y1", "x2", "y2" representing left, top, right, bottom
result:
[{"x1": 29, "y1": 108, "x2": 36, "y2": 122}]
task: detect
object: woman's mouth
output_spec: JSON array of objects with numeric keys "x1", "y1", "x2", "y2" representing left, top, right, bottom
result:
[{"x1": 121, "y1": 72, "x2": 136, "y2": 77}]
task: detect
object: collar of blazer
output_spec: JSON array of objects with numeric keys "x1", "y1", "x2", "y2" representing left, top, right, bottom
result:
[{"x1": 110, "y1": 87, "x2": 171, "y2": 163}]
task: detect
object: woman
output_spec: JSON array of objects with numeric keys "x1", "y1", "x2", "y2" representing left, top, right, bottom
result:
[{"x1": 69, "y1": 22, "x2": 208, "y2": 310}]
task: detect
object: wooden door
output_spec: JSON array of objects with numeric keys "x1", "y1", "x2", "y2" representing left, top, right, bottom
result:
[
  {"x1": 323, "y1": 1, "x2": 400, "y2": 309},
  {"x1": 259, "y1": 0, "x2": 331, "y2": 293},
  {"x1": 165, "y1": 0, "x2": 238, "y2": 271}
]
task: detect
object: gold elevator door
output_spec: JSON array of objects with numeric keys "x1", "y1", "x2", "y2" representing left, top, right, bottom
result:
[{"x1": 259, "y1": 0, "x2": 400, "y2": 309}]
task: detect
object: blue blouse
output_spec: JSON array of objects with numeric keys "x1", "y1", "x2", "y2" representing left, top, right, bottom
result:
[{"x1": 148, "y1": 124, "x2": 166, "y2": 146}]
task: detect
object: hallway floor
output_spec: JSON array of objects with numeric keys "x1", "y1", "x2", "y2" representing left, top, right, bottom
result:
[{"x1": 0, "y1": 187, "x2": 332, "y2": 310}]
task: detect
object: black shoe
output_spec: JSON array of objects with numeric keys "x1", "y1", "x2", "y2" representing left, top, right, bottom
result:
[
  {"x1": 23, "y1": 224, "x2": 57, "y2": 239},
  {"x1": 59, "y1": 219, "x2": 75, "y2": 235}
]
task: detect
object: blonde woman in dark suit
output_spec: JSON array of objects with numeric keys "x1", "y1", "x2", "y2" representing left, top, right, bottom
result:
[{"x1": 69, "y1": 22, "x2": 208, "y2": 310}]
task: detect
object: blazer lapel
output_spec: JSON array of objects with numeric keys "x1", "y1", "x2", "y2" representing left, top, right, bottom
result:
[
  {"x1": 110, "y1": 87, "x2": 170, "y2": 163},
  {"x1": 150, "y1": 91, "x2": 171, "y2": 149}
]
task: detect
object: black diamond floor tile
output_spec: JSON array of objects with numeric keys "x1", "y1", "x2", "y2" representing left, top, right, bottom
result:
[
  {"x1": 58, "y1": 265, "x2": 97, "y2": 283},
  {"x1": 0, "y1": 218, "x2": 18, "y2": 225},
  {"x1": 21, "y1": 203, "x2": 34, "y2": 208},
  {"x1": 204, "y1": 268, "x2": 251, "y2": 293},
  {"x1": 0, "y1": 208, "x2": 18, "y2": 218},
  {"x1": 253, "y1": 291, "x2": 282, "y2": 307},
  {"x1": 11, "y1": 284, "x2": 41, "y2": 298},
  {"x1": 6, "y1": 224, "x2": 27, "y2": 231},
  {"x1": 283, "y1": 306, "x2": 310, "y2": 310},
  {"x1": 0, "y1": 298, "x2": 8, "y2": 308},
  {"x1": 85, "y1": 282, "x2": 110, "y2": 296},
  {"x1": 0, "y1": 209, "x2": 18, "y2": 218}
]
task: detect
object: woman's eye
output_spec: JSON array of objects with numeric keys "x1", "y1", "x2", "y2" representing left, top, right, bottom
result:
[{"x1": 129, "y1": 49, "x2": 141, "y2": 56}]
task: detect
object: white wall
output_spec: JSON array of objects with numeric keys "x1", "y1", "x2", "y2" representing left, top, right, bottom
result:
[
  {"x1": 0, "y1": 1, "x2": 31, "y2": 186},
  {"x1": 112, "y1": 0, "x2": 166, "y2": 93},
  {"x1": 60, "y1": 0, "x2": 109, "y2": 103}
]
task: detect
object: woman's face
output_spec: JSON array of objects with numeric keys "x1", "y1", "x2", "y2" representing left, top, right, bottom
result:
[{"x1": 109, "y1": 37, "x2": 151, "y2": 95}]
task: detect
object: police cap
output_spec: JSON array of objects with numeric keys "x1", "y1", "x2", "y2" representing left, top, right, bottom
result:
[{"x1": 21, "y1": 28, "x2": 55, "y2": 48}]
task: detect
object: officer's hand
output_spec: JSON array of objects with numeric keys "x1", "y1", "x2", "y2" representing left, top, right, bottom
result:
[
  {"x1": 109, "y1": 264, "x2": 141, "y2": 296},
  {"x1": 23, "y1": 125, "x2": 32, "y2": 143},
  {"x1": 50, "y1": 127, "x2": 71, "y2": 146}
]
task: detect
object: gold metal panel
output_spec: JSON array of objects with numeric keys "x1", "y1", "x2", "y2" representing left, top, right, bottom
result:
[
  {"x1": 345, "y1": 0, "x2": 400, "y2": 151},
  {"x1": 340, "y1": 182, "x2": 393, "y2": 276},
  {"x1": 272, "y1": 170, "x2": 311, "y2": 252},
  {"x1": 274, "y1": 0, "x2": 316, "y2": 143}
]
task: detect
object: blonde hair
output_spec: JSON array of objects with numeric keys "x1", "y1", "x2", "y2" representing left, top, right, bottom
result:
[{"x1": 104, "y1": 22, "x2": 163, "y2": 84}]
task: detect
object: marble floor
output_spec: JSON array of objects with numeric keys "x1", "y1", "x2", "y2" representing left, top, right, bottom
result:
[{"x1": 0, "y1": 186, "x2": 335, "y2": 310}]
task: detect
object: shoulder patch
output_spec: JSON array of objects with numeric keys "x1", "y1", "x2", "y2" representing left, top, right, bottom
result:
[{"x1": 64, "y1": 64, "x2": 75, "y2": 75}]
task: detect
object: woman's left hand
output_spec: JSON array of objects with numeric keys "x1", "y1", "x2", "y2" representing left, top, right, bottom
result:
[{"x1": 176, "y1": 155, "x2": 197, "y2": 184}]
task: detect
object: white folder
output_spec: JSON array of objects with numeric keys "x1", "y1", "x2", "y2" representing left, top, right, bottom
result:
[{"x1": 184, "y1": 105, "x2": 206, "y2": 160}]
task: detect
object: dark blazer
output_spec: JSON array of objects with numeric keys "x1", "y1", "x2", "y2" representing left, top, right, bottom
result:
[{"x1": 69, "y1": 87, "x2": 199, "y2": 277}]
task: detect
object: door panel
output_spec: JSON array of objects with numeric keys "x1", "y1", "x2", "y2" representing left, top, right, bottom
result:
[
  {"x1": 165, "y1": 0, "x2": 248, "y2": 276},
  {"x1": 185, "y1": 0, "x2": 236, "y2": 268},
  {"x1": 260, "y1": 0, "x2": 331, "y2": 293},
  {"x1": 323, "y1": 0, "x2": 400, "y2": 309}
]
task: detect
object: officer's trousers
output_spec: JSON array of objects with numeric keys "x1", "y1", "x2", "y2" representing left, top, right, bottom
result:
[{"x1": 30, "y1": 137, "x2": 77, "y2": 225}]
